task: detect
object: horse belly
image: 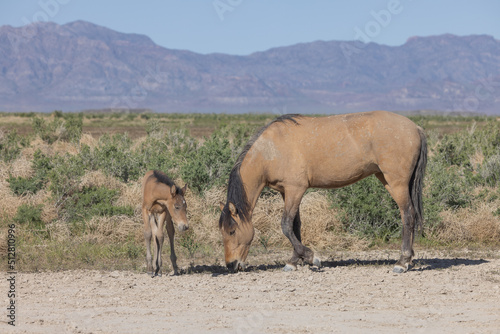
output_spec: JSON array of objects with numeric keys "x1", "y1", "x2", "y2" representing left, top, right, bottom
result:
[{"x1": 307, "y1": 152, "x2": 378, "y2": 188}]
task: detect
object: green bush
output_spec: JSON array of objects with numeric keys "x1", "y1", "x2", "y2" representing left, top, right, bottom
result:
[
  {"x1": 180, "y1": 131, "x2": 233, "y2": 193},
  {"x1": 48, "y1": 154, "x2": 85, "y2": 209},
  {"x1": 31, "y1": 114, "x2": 83, "y2": 144},
  {"x1": 13, "y1": 204, "x2": 49, "y2": 239},
  {"x1": 137, "y1": 129, "x2": 197, "y2": 177},
  {"x1": 7, "y1": 149, "x2": 53, "y2": 196},
  {"x1": 8, "y1": 176, "x2": 44, "y2": 196},
  {"x1": 0, "y1": 130, "x2": 28, "y2": 162},
  {"x1": 425, "y1": 158, "x2": 472, "y2": 210},
  {"x1": 63, "y1": 186, "x2": 134, "y2": 222},
  {"x1": 92, "y1": 134, "x2": 141, "y2": 183},
  {"x1": 329, "y1": 176, "x2": 401, "y2": 241},
  {"x1": 479, "y1": 154, "x2": 500, "y2": 187},
  {"x1": 61, "y1": 114, "x2": 83, "y2": 143}
]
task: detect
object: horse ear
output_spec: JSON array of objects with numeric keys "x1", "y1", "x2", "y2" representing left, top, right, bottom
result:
[
  {"x1": 170, "y1": 185, "x2": 177, "y2": 197},
  {"x1": 228, "y1": 202, "x2": 238, "y2": 217},
  {"x1": 219, "y1": 202, "x2": 225, "y2": 211},
  {"x1": 181, "y1": 184, "x2": 188, "y2": 196}
]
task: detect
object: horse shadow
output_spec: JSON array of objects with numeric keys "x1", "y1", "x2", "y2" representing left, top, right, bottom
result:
[
  {"x1": 319, "y1": 257, "x2": 489, "y2": 272},
  {"x1": 182, "y1": 262, "x2": 286, "y2": 277},
  {"x1": 179, "y1": 257, "x2": 489, "y2": 276}
]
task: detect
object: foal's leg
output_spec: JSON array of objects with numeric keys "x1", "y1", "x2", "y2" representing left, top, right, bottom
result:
[
  {"x1": 165, "y1": 214, "x2": 179, "y2": 275},
  {"x1": 142, "y1": 208, "x2": 153, "y2": 275},
  {"x1": 281, "y1": 187, "x2": 319, "y2": 271},
  {"x1": 376, "y1": 172, "x2": 415, "y2": 273},
  {"x1": 153, "y1": 212, "x2": 166, "y2": 277}
]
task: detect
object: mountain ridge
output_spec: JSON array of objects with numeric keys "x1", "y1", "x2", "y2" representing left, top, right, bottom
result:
[{"x1": 1, "y1": 21, "x2": 499, "y2": 113}]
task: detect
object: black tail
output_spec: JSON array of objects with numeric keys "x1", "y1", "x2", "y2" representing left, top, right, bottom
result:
[{"x1": 410, "y1": 127, "x2": 427, "y2": 235}]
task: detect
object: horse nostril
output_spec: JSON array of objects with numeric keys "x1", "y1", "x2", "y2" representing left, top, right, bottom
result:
[{"x1": 181, "y1": 224, "x2": 188, "y2": 231}]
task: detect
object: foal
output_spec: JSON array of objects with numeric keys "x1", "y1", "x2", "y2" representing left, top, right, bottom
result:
[{"x1": 142, "y1": 170, "x2": 188, "y2": 277}]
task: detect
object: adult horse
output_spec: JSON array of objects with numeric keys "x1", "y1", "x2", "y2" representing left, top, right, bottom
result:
[
  {"x1": 142, "y1": 170, "x2": 188, "y2": 277},
  {"x1": 219, "y1": 111, "x2": 427, "y2": 273}
]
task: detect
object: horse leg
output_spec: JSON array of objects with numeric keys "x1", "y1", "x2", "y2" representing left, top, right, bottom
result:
[
  {"x1": 280, "y1": 192, "x2": 303, "y2": 265},
  {"x1": 153, "y1": 212, "x2": 166, "y2": 277},
  {"x1": 376, "y1": 172, "x2": 415, "y2": 273},
  {"x1": 165, "y1": 214, "x2": 179, "y2": 275},
  {"x1": 280, "y1": 187, "x2": 319, "y2": 271},
  {"x1": 142, "y1": 208, "x2": 153, "y2": 275}
]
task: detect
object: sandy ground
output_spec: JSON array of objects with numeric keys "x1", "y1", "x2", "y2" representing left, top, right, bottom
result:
[{"x1": 2, "y1": 250, "x2": 500, "y2": 334}]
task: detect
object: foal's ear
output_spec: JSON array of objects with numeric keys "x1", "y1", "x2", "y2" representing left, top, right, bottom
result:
[
  {"x1": 228, "y1": 202, "x2": 238, "y2": 217},
  {"x1": 219, "y1": 202, "x2": 225, "y2": 211},
  {"x1": 181, "y1": 184, "x2": 188, "y2": 196},
  {"x1": 170, "y1": 185, "x2": 177, "y2": 197}
]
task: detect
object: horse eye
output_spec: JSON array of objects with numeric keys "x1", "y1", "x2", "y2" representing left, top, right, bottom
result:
[
  {"x1": 229, "y1": 230, "x2": 236, "y2": 236},
  {"x1": 175, "y1": 205, "x2": 180, "y2": 210}
]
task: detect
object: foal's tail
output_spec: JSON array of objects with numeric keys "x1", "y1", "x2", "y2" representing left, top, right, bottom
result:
[{"x1": 410, "y1": 127, "x2": 427, "y2": 235}]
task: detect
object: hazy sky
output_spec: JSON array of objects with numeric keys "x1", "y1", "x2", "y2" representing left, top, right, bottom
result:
[{"x1": 1, "y1": 0, "x2": 499, "y2": 55}]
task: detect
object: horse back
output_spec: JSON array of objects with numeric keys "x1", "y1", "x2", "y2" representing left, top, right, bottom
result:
[
  {"x1": 142, "y1": 170, "x2": 173, "y2": 210},
  {"x1": 243, "y1": 111, "x2": 422, "y2": 189}
]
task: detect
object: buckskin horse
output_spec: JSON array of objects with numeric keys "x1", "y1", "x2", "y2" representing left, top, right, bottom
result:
[
  {"x1": 142, "y1": 170, "x2": 188, "y2": 277},
  {"x1": 219, "y1": 111, "x2": 427, "y2": 273}
]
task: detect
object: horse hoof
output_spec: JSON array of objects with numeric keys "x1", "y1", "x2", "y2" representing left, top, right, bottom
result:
[
  {"x1": 283, "y1": 264, "x2": 297, "y2": 272},
  {"x1": 313, "y1": 257, "x2": 321, "y2": 268},
  {"x1": 393, "y1": 265, "x2": 406, "y2": 274}
]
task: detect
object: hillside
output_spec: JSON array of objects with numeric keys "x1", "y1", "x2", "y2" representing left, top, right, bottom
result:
[{"x1": 1, "y1": 21, "x2": 499, "y2": 113}]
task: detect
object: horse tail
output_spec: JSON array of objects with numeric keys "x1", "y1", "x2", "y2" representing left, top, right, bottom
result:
[{"x1": 410, "y1": 127, "x2": 427, "y2": 235}]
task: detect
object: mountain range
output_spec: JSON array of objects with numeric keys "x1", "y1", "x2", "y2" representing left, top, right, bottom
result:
[{"x1": 1, "y1": 20, "x2": 499, "y2": 114}]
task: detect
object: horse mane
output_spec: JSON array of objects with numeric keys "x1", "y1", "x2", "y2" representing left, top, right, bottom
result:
[
  {"x1": 219, "y1": 114, "x2": 302, "y2": 230},
  {"x1": 153, "y1": 170, "x2": 182, "y2": 195}
]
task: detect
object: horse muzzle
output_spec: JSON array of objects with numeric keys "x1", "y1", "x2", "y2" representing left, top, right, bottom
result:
[{"x1": 177, "y1": 223, "x2": 189, "y2": 232}]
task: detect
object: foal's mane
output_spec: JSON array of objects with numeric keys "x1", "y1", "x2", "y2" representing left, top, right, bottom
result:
[
  {"x1": 219, "y1": 114, "x2": 302, "y2": 230},
  {"x1": 153, "y1": 170, "x2": 182, "y2": 195}
]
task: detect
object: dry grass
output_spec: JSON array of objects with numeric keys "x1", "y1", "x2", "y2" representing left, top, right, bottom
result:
[
  {"x1": 80, "y1": 170, "x2": 123, "y2": 191},
  {"x1": 436, "y1": 200, "x2": 500, "y2": 244},
  {"x1": 77, "y1": 215, "x2": 140, "y2": 244},
  {"x1": 252, "y1": 190, "x2": 368, "y2": 251},
  {"x1": 183, "y1": 186, "x2": 225, "y2": 248}
]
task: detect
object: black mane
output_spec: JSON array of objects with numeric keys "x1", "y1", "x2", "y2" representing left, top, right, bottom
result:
[
  {"x1": 153, "y1": 170, "x2": 181, "y2": 195},
  {"x1": 219, "y1": 114, "x2": 302, "y2": 230}
]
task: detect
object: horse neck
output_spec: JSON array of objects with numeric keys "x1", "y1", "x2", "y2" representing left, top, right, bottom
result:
[{"x1": 239, "y1": 160, "x2": 266, "y2": 217}]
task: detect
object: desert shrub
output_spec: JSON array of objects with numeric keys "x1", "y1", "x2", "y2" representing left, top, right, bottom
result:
[
  {"x1": 31, "y1": 113, "x2": 83, "y2": 144},
  {"x1": 425, "y1": 157, "x2": 472, "y2": 210},
  {"x1": 0, "y1": 130, "x2": 28, "y2": 162},
  {"x1": 329, "y1": 176, "x2": 401, "y2": 241},
  {"x1": 60, "y1": 114, "x2": 83, "y2": 143},
  {"x1": 52, "y1": 110, "x2": 63, "y2": 118},
  {"x1": 178, "y1": 229, "x2": 200, "y2": 258},
  {"x1": 479, "y1": 154, "x2": 500, "y2": 186},
  {"x1": 31, "y1": 116, "x2": 63, "y2": 144},
  {"x1": 92, "y1": 134, "x2": 141, "y2": 183},
  {"x1": 63, "y1": 186, "x2": 134, "y2": 222},
  {"x1": 13, "y1": 204, "x2": 49, "y2": 239},
  {"x1": 138, "y1": 129, "x2": 197, "y2": 177},
  {"x1": 146, "y1": 118, "x2": 161, "y2": 135},
  {"x1": 32, "y1": 149, "x2": 54, "y2": 180},
  {"x1": 13, "y1": 204, "x2": 43, "y2": 226},
  {"x1": 437, "y1": 122, "x2": 500, "y2": 171},
  {"x1": 180, "y1": 131, "x2": 233, "y2": 193},
  {"x1": 48, "y1": 154, "x2": 85, "y2": 209},
  {"x1": 8, "y1": 149, "x2": 53, "y2": 195},
  {"x1": 8, "y1": 176, "x2": 45, "y2": 196}
]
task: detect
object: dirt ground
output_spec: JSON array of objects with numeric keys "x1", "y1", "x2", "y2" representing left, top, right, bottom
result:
[{"x1": 2, "y1": 250, "x2": 500, "y2": 334}]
